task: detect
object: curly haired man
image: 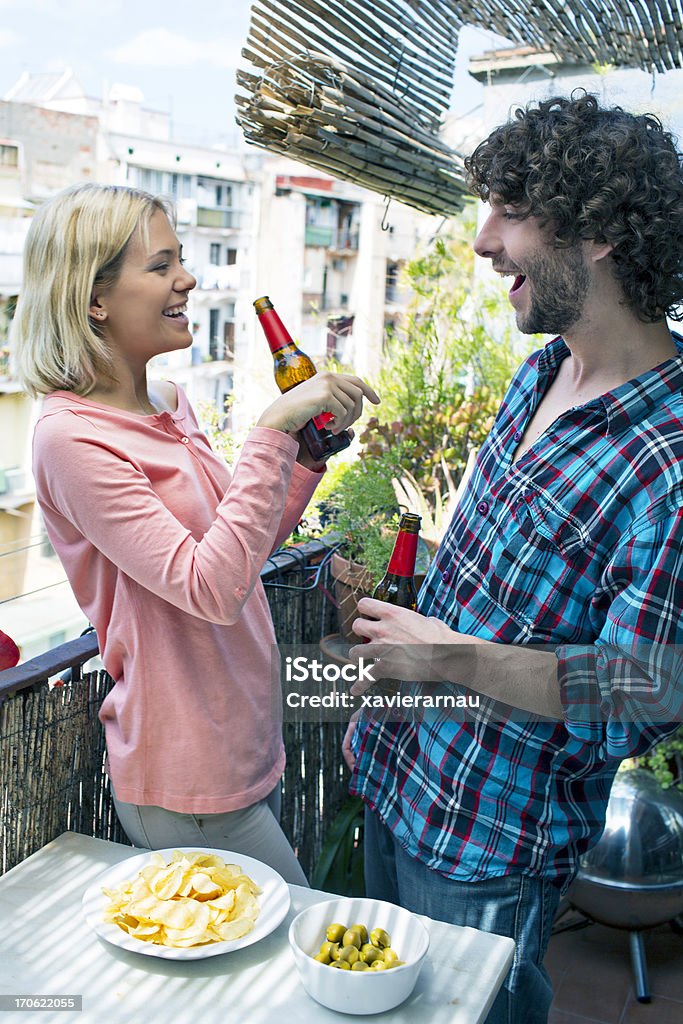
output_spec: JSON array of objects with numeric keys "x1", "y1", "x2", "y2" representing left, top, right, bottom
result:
[{"x1": 345, "y1": 92, "x2": 683, "y2": 1023}]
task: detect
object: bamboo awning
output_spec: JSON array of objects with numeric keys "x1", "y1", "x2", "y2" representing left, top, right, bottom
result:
[{"x1": 235, "y1": 1, "x2": 683, "y2": 217}]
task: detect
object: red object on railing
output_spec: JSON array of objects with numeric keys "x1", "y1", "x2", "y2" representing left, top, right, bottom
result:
[{"x1": 0, "y1": 629, "x2": 20, "y2": 671}]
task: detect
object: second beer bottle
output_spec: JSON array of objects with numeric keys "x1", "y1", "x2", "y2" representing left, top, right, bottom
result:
[
  {"x1": 365, "y1": 512, "x2": 422, "y2": 695},
  {"x1": 372, "y1": 512, "x2": 422, "y2": 609},
  {"x1": 254, "y1": 295, "x2": 352, "y2": 462}
]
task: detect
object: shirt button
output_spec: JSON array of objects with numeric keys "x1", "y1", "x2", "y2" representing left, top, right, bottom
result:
[
  {"x1": 441, "y1": 569, "x2": 453, "y2": 584},
  {"x1": 477, "y1": 500, "x2": 490, "y2": 516},
  {"x1": 513, "y1": 430, "x2": 523, "y2": 442},
  {"x1": 180, "y1": 436, "x2": 190, "y2": 444}
]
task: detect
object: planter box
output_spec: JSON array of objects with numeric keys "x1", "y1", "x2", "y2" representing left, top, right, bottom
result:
[{"x1": 330, "y1": 553, "x2": 373, "y2": 642}]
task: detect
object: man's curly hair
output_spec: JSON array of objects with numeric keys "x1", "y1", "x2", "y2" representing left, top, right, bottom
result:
[{"x1": 465, "y1": 91, "x2": 683, "y2": 323}]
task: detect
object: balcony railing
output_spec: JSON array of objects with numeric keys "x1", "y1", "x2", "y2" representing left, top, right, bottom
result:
[
  {"x1": 304, "y1": 226, "x2": 359, "y2": 251},
  {"x1": 196, "y1": 207, "x2": 242, "y2": 230},
  {"x1": 0, "y1": 538, "x2": 347, "y2": 877}
]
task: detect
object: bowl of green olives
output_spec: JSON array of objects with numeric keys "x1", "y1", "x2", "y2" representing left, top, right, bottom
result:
[{"x1": 288, "y1": 897, "x2": 430, "y2": 1014}]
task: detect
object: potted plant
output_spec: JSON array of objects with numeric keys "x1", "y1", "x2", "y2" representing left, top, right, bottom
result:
[{"x1": 312, "y1": 453, "x2": 402, "y2": 641}]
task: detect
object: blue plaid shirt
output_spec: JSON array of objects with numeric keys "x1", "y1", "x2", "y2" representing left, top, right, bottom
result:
[{"x1": 351, "y1": 334, "x2": 683, "y2": 885}]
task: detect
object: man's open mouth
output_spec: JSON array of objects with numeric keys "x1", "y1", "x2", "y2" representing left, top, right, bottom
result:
[{"x1": 509, "y1": 275, "x2": 526, "y2": 296}]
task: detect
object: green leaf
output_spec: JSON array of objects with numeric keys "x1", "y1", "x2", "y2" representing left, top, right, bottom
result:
[{"x1": 311, "y1": 796, "x2": 365, "y2": 896}]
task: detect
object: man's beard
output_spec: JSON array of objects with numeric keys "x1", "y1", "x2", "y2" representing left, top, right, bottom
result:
[{"x1": 516, "y1": 242, "x2": 591, "y2": 336}]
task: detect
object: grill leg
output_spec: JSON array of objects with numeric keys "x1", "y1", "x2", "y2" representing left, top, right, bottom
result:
[{"x1": 629, "y1": 930, "x2": 651, "y2": 1003}]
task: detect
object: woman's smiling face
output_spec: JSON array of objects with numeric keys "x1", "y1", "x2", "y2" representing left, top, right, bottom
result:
[{"x1": 91, "y1": 208, "x2": 197, "y2": 366}]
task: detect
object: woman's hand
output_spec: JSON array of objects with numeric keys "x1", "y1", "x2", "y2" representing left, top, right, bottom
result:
[
  {"x1": 294, "y1": 429, "x2": 354, "y2": 471},
  {"x1": 256, "y1": 372, "x2": 380, "y2": 436}
]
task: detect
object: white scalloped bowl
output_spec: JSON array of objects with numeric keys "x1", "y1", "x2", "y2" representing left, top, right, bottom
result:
[{"x1": 288, "y1": 896, "x2": 430, "y2": 1015}]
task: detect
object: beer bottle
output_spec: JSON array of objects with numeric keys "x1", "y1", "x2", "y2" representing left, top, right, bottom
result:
[
  {"x1": 373, "y1": 513, "x2": 421, "y2": 608},
  {"x1": 254, "y1": 295, "x2": 352, "y2": 462},
  {"x1": 366, "y1": 512, "x2": 421, "y2": 697}
]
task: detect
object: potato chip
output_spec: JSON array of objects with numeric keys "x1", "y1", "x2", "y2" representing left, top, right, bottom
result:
[
  {"x1": 213, "y1": 917, "x2": 256, "y2": 941},
  {"x1": 102, "y1": 851, "x2": 262, "y2": 947},
  {"x1": 147, "y1": 863, "x2": 185, "y2": 900}
]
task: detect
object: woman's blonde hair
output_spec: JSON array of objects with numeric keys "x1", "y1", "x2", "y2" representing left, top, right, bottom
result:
[{"x1": 13, "y1": 183, "x2": 174, "y2": 396}]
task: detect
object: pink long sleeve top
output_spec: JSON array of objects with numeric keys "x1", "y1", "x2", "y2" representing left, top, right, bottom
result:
[{"x1": 32, "y1": 386, "x2": 322, "y2": 813}]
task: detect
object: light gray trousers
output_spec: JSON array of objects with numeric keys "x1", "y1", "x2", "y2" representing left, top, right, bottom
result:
[{"x1": 112, "y1": 783, "x2": 309, "y2": 887}]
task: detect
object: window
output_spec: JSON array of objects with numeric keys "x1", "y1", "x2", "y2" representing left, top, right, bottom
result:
[
  {"x1": 385, "y1": 261, "x2": 401, "y2": 302},
  {"x1": 223, "y1": 321, "x2": 235, "y2": 358},
  {"x1": 0, "y1": 144, "x2": 19, "y2": 168},
  {"x1": 215, "y1": 184, "x2": 233, "y2": 208},
  {"x1": 226, "y1": 248, "x2": 237, "y2": 266},
  {"x1": 209, "y1": 309, "x2": 220, "y2": 361},
  {"x1": 209, "y1": 243, "x2": 221, "y2": 265},
  {"x1": 129, "y1": 167, "x2": 193, "y2": 197}
]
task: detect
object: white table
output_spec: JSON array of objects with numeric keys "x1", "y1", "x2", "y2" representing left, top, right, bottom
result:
[{"x1": 0, "y1": 833, "x2": 514, "y2": 1023}]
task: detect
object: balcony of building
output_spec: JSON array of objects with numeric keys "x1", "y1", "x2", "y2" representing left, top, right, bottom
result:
[
  {"x1": 304, "y1": 195, "x2": 360, "y2": 254},
  {"x1": 304, "y1": 224, "x2": 360, "y2": 251},
  {"x1": 196, "y1": 206, "x2": 242, "y2": 230}
]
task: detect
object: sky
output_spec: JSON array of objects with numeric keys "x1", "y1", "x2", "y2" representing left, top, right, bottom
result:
[{"x1": 0, "y1": 0, "x2": 509, "y2": 147}]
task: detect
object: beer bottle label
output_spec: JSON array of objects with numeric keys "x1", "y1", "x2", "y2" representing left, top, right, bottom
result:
[{"x1": 386, "y1": 531, "x2": 418, "y2": 577}]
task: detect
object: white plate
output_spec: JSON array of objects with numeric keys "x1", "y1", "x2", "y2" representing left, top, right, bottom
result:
[{"x1": 82, "y1": 846, "x2": 291, "y2": 960}]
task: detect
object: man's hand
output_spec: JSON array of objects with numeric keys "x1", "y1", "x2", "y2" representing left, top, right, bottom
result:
[
  {"x1": 348, "y1": 598, "x2": 482, "y2": 698},
  {"x1": 349, "y1": 598, "x2": 563, "y2": 718},
  {"x1": 342, "y1": 709, "x2": 361, "y2": 772}
]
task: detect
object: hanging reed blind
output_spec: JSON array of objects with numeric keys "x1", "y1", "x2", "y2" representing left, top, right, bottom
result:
[
  {"x1": 235, "y1": 1, "x2": 683, "y2": 217},
  {"x1": 235, "y1": 0, "x2": 467, "y2": 216}
]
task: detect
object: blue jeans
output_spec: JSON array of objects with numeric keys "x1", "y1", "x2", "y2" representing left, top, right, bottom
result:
[{"x1": 364, "y1": 808, "x2": 561, "y2": 1024}]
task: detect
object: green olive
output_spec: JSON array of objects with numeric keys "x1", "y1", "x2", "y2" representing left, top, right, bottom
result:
[
  {"x1": 325, "y1": 923, "x2": 347, "y2": 943},
  {"x1": 342, "y1": 928, "x2": 363, "y2": 949},
  {"x1": 370, "y1": 927, "x2": 391, "y2": 949},
  {"x1": 320, "y1": 920, "x2": 401, "y2": 969},
  {"x1": 359, "y1": 944, "x2": 383, "y2": 965},
  {"x1": 338, "y1": 944, "x2": 360, "y2": 964}
]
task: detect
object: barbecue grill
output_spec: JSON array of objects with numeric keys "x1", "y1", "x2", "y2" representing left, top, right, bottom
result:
[{"x1": 568, "y1": 768, "x2": 683, "y2": 1002}]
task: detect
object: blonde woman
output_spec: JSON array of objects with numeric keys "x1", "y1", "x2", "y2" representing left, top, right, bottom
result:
[{"x1": 14, "y1": 183, "x2": 378, "y2": 883}]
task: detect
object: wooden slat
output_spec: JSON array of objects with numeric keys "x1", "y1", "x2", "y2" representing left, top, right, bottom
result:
[
  {"x1": 250, "y1": 4, "x2": 450, "y2": 115},
  {"x1": 267, "y1": 0, "x2": 456, "y2": 84}
]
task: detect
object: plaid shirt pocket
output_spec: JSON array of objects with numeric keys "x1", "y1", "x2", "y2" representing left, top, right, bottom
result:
[{"x1": 482, "y1": 492, "x2": 591, "y2": 637}]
